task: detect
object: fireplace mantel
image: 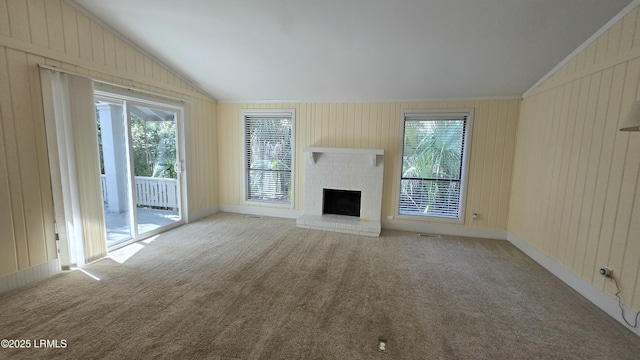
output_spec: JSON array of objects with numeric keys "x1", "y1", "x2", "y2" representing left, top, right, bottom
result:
[
  {"x1": 298, "y1": 147, "x2": 384, "y2": 236},
  {"x1": 303, "y1": 147, "x2": 384, "y2": 166}
]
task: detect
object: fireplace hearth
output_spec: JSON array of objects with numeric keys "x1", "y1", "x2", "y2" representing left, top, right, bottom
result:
[{"x1": 297, "y1": 147, "x2": 384, "y2": 237}]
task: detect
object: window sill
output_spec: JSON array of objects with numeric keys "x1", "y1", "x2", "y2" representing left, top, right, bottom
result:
[{"x1": 244, "y1": 199, "x2": 294, "y2": 209}]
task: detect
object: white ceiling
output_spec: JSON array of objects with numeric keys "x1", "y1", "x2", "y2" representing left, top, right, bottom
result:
[{"x1": 71, "y1": 0, "x2": 634, "y2": 102}]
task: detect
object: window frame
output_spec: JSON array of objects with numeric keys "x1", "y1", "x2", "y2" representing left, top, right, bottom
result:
[
  {"x1": 242, "y1": 109, "x2": 295, "y2": 207},
  {"x1": 396, "y1": 108, "x2": 474, "y2": 224}
]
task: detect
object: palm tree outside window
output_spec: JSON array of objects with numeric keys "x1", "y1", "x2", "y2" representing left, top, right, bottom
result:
[
  {"x1": 399, "y1": 109, "x2": 473, "y2": 222},
  {"x1": 244, "y1": 110, "x2": 294, "y2": 205}
]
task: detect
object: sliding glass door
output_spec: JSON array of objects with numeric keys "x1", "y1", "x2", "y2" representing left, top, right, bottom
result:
[
  {"x1": 96, "y1": 93, "x2": 184, "y2": 250},
  {"x1": 127, "y1": 103, "x2": 181, "y2": 237}
]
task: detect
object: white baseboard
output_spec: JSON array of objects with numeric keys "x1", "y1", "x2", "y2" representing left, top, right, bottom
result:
[
  {"x1": 187, "y1": 205, "x2": 220, "y2": 223},
  {"x1": 381, "y1": 219, "x2": 508, "y2": 240},
  {"x1": 219, "y1": 204, "x2": 303, "y2": 219},
  {"x1": 0, "y1": 259, "x2": 61, "y2": 295},
  {"x1": 507, "y1": 232, "x2": 640, "y2": 337}
]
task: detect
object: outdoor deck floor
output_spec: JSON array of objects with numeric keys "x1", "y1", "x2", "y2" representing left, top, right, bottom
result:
[{"x1": 105, "y1": 207, "x2": 180, "y2": 248}]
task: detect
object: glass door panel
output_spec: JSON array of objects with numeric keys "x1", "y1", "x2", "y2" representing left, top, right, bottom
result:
[
  {"x1": 96, "y1": 100, "x2": 134, "y2": 248},
  {"x1": 128, "y1": 104, "x2": 182, "y2": 237}
]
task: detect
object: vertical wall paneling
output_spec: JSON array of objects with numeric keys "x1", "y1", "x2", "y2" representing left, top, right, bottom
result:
[
  {"x1": 26, "y1": 53, "x2": 56, "y2": 261},
  {"x1": 27, "y1": 0, "x2": 48, "y2": 48},
  {"x1": 134, "y1": 50, "x2": 144, "y2": 75},
  {"x1": 152, "y1": 62, "x2": 160, "y2": 81},
  {"x1": 143, "y1": 56, "x2": 152, "y2": 79},
  {"x1": 7, "y1": 48, "x2": 48, "y2": 267},
  {"x1": 602, "y1": 58, "x2": 639, "y2": 296},
  {"x1": 565, "y1": 77, "x2": 592, "y2": 269},
  {"x1": 582, "y1": 69, "x2": 614, "y2": 280},
  {"x1": 102, "y1": 31, "x2": 115, "y2": 70},
  {"x1": 0, "y1": 46, "x2": 19, "y2": 275},
  {"x1": 7, "y1": 0, "x2": 30, "y2": 43},
  {"x1": 195, "y1": 100, "x2": 204, "y2": 208},
  {"x1": 1, "y1": 48, "x2": 29, "y2": 270},
  {"x1": 626, "y1": 144, "x2": 640, "y2": 308},
  {"x1": 488, "y1": 101, "x2": 507, "y2": 229},
  {"x1": 91, "y1": 21, "x2": 105, "y2": 65},
  {"x1": 76, "y1": 12, "x2": 92, "y2": 62},
  {"x1": 511, "y1": 5, "x2": 640, "y2": 315},
  {"x1": 124, "y1": 45, "x2": 135, "y2": 73},
  {"x1": 480, "y1": 101, "x2": 498, "y2": 228},
  {"x1": 60, "y1": 1, "x2": 78, "y2": 58},
  {"x1": 44, "y1": 0, "x2": 64, "y2": 53},
  {"x1": 469, "y1": 101, "x2": 487, "y2": 225},
  {"x1": 217, "y1": 99, "x2": 520, "y2": 232},
  {"x1": 572, "y1": 72, "x2": 602, "y2": 275},
  {"x1": 0, "y1": 2, "x2": 218, "y2": 280},
  {"x1": 557, "y1": 80, "x2": 582, "y2": 264},
  {"x1": 619, "y1": 8, "x2": 637, "y2": 54},
  {"x1": 0, "y1": 0, "x2": 11, "y2": 37},
  {"x1": 498, "y1": 101, "x2": 518, "y2": 230},
  {"x1": 592, "y1": 63, "x2": 627, "y2": 283}
]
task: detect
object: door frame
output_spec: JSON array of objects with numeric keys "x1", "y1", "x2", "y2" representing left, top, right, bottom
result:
[{"x1": 95, "y1": 88, "x2": 188, "y2": 251}]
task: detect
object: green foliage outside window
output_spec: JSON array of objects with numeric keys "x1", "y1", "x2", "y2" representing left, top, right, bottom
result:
[
  {"x1": 400, "y1": 119, "x2": 464, "y2": 217},
  {"x1": 96, "y1": 110, "x2": 177, "y2": 179},
  {"x1": 247, "y1": 117, "x2": 292, "y2": 203},
  {"x1": 130, "y1": 114, "x2": 177, "y2": 179}
]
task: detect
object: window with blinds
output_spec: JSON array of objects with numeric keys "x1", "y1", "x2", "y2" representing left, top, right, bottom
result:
[
  {"x1": 244, "y1": 110, "x2": 294, "y2": 204},
  {"x1": 398, "y1": 109, "x2": 473, "y2": 222}
]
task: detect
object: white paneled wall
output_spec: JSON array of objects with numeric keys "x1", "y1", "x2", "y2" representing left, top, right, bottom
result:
[
  {"x1": 0, "y1": 0, "x2": 217, "y2": 279},
  {"x1": 511, "y1": 6, "x2": 640, "y2": 311},
  {"x1": 218, "y1": 100, "x2": 519, "y2": 233},
  {"x1": 297, "y1": 149, "x2": 384, "y2": 236}
]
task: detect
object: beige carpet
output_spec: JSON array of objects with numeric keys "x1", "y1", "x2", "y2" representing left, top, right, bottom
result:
[{"x1": 1, "y1": 212, "x2": 639, "y2": 359}]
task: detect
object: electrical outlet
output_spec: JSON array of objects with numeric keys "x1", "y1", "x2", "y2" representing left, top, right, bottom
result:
[
  {"x1": 472, "y1": 213, "x2": 478, "y2": 222},
  {"x1": 599, "y1": 267, "x2": 613, "y2": 278}
]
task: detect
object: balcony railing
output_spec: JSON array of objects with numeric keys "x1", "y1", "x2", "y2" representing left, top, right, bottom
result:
[{"x1": 101, "y1": 175, "x2": 178, "y2": 210}]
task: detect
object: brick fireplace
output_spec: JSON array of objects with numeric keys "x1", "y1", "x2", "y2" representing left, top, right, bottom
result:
[{"x1": 296, "y1": 147, "x2": 384, "y2": 236}]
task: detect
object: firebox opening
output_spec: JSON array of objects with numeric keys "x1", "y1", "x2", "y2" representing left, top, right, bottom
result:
[{"x1": 323, "y1": 189, "x2": 361, "y2": 217}]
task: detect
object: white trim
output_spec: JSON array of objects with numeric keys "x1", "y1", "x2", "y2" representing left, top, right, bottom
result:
[
  {"x1": 395, "y1": 213, "x2": 465, "y2": 224},
  {"x1": 396, "y1": 108, "x2": 474, "y2": 224},
  {"x1": 187, "y1": 205, "x2": 221, "y2": 223},
  {"x1": 303, "y1": 147, "x2": 383, "y2": 166},
  {"x1": 124, "y1": 101, "x2": 139, "y2": 239},
  {"x1": 0, "y1": 259, "x2": 61, "y2": 295},
  {"x1": 178, "y1": 105, "x2": 189, "y2": 225},
  {"x1": 220, "y1": 204, "x2": 303, "y2": 219},
  {"x1": 523, "y1": 0, "x2": 640, "y2": 98},
  {"x1": 298, "y1": 214, "x2": 381, "y2": 237},
  {"x1": 507, "y1": 232, "x2": 640, "y2": 337},
  {"x1": 219, "y1": 95, "x2": 523, "y2": 104},
  {"x1": 95, "y1": 89, "x2": 188, "y2": 249},
  {"x1": 303, "y1": 147, "x2": 384, "y2": 156},
  {"x1": 242, "y1": 109, "x2": 296, "y2": 207},
  {"x1": 40, "y1": 64, "x2": 189, "y2": 103},
  {"x1": 93, "y1": 87, "x2": 189, "y2": 223},
  {"x1": 381, "y1": 220, "x2": 507, "y2": 240},
  {"x1": 95, "y1": 86, "x2": 188, "y2": 108}
]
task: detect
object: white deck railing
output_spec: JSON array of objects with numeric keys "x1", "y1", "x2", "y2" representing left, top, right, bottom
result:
[{"x1": 101, "y1": 175, "x2": 178, "y2": 210}]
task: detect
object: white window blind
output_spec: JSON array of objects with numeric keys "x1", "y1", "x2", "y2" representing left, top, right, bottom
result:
[
  {"x1": 244, "y1": 111, "x2": 293, "y2": 204},
  {"x1": 399, "y1": 110, "x2": 472, "y2": 220}
]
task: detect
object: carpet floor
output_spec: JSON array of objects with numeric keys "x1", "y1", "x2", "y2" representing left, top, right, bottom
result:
[{"x1": 1, "y1": 212, "x2": 639, "y2": 359}]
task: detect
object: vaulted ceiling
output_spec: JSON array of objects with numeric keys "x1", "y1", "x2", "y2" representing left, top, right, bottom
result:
[{"x1": 71, "y1": 0, "x2": 634, "y2": 102}]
